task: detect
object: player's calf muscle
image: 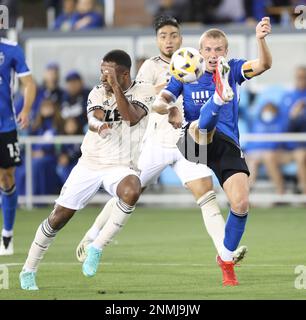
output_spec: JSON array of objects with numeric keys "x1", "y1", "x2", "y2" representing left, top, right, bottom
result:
[{"x1": 48, "y1": 206, "x2": 76, "y2": 230}]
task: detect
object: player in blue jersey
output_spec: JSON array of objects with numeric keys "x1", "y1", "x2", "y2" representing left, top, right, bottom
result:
[
  {"x1": 155, "y1": 18, "x2": 272, "y2": 285},
  {"x1": 0, "y1": 37, "x2": 36, "y2": 255}
]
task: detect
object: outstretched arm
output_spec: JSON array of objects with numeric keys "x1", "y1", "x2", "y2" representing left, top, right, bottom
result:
[{"x1": 242, "y1": 17, "x2": 272, "y2": 79}]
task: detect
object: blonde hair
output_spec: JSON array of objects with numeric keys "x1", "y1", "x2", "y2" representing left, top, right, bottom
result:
[{"x1": 199, "y1": 28, "x2": 228, "y2": 50}]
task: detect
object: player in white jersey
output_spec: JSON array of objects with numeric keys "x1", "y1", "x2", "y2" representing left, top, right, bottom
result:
[
  {"x1": 76, "y1": 16, "x2": 247, "y2": 266},
  {"x1": 19, "y1": 50, "x2": 155, "y2": 290}
]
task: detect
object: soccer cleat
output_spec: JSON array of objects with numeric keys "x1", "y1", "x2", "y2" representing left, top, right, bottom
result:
[
  {"x1": 82, "y1": 246, "x2": 102, "y2": 277},
  {"x1": 233, "y1": 245, "x2": 248, "y2": 265},
  {"x1": 216, "y1": 255, "x2": 239, "y2": 286},
  {"x1": 19, "y1": 270, "x2": 39, "y2": 290},
  {"x1": 213, "y1": 56, "x2": 234, "y2": 103},
  {"x1": 0, "y1": 236, "x2": 14, "y2": 256},
  {"x1": 76, "y1": 236, "x2": 92, "y2": 262}
]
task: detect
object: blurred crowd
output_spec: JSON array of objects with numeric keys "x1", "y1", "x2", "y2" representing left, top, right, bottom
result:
[
  {"x1": 2, "y1": 0, "x2": 306, "y2": 29},
  {"x1": 14, "y1": 63, "x2": 89, "y2": 196},
  {"x1": 150, "y1": 0, "x2": 304, "y2": 26},
  {"x1": 241, "y1": 66, "x2": 306, "y2": 195}
]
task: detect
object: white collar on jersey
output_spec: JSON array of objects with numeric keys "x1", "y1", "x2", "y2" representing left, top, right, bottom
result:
[
  {"x1": 123, "y1": 80, "x2": 136, "y2": 93},
  {"x1": 159, "y1": 55, "x2": 170, "y2": 65}
]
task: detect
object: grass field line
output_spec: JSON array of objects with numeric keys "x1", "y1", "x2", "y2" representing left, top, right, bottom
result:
[{"x1": 1, "y1": 262, "x2": 297, "y2": 268}]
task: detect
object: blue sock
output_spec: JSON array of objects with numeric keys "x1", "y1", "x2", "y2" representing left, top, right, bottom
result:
[
  {"x1": 198, "y1": 96, "x2": 221, "y2": 132},
  {"x1": 1, "y1": 185, "x2": 18, "y2": 232},
  {"x1": 223, "y1": 210, "x2": 248, "y2": 252}
]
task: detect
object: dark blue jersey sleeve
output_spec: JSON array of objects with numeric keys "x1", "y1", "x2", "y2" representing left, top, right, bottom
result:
[
  {"x1": 229, "y1": 59, "x2": 247, "y2": 85},
  {"x1": 162, "y1": 76, "x2": 183, "y2": 101},
  {"x1": 13, "y1": 45, "x2": 30, "y2": 76}
]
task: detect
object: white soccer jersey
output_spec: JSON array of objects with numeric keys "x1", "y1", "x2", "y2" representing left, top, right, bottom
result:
[
  {"x1": 79, "y1": 81, "x2": 155, "y2": 171},
  {"x1": 136, "y1": 56, "x2": 183, "y2": 148}
]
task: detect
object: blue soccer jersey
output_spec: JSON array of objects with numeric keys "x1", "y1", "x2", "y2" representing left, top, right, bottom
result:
[
  {"x1": 163, "y1": 59, "x2": 247, "y2": 145},
  {"x1": 0, "y1": 38, "x2": 31, "y2": 133}
]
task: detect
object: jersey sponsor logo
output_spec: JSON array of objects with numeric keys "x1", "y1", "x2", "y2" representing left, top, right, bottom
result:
[
  {"x1": 104, "y1": 109, "x2": 122, "y2": 122},
  {"x1": 191, "y1": 90, "x2": 210, "y2": 104},
  {"x1": 0, "y1": 52, "x2": 4, "y2": 65},
  {"x1": 125, "y1": 94, "x2": 132, "y2": 101}
]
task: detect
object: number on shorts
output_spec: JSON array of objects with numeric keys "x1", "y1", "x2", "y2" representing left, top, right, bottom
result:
[{"x1": 7, "y1": 143, "x2": 20, "y2": 159}]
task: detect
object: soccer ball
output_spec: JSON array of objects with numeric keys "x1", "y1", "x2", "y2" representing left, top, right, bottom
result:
[{"x1": 169, "y1": 47, "x2": 205, "y2": 83}]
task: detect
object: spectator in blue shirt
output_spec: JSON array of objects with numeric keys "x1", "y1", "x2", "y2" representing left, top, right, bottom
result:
[
  {"x1": 61, "y1": 71, "x2": 90, "y2": 131},
  {"x1": 53, "y1": 0, "x2": 76, "y2": 31},
  {"x1": 30, "y1": 99, "x2": 63, "y2": 196},
  {"x1": 245, "y1": 102, "x2": 287, "y2": 194},
  {"x1": 281, "y1": 66, "x2": 306, "y2": 194},
  {"x1": 15, "y1": 62, "x2": 63, "y2": 123},
  {"x1": 71, "y1": 0, "x2": 104, "y2": 30}
]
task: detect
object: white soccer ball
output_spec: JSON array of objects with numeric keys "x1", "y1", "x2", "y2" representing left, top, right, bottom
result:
[{"x1": 169, "y1": 47, "x2": 205, "y2": 83}]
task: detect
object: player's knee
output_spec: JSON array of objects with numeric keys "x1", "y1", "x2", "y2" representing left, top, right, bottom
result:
[
  {"x1": 117, "y1": 175, "x2": 142, "y2": 206},
  {"x1": 48, "y1": 205, "x2": 75, "y2": 230},
  {"x1": 230, "y1": 196, "x2": 249, "y2": 214},
  {"x1": 0, "y1": 172, "x2": 15, "y2": 190},
  {"x1": 295, "y1": 151, "x2": 306, "y2": 164},
  {"x1": 120, "y1": 186, "x2": 141, "y2": 206}
]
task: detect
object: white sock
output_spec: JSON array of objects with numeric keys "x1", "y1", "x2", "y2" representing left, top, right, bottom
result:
[
  {"x1": 2, "y1": 229, "x2": 13, "y2": 238},
  {"x1": 197, "y1": 191, "x2": 225, "y2": 255},
  {"x1": 86, "y1": 197, "x2": 117, "y2": 241},
  {"x1": 220, "y1": 244, "x2": 234, "y2": 262},
  {"x1": 91, "y1": 199, "x2": 135, "y2": 250},
  {"x1": 23, "y1": 219, "x2": 58, "y2": 273},
  {"x1": 213, "y1": 92, "x2": 225, "y2": 105}
]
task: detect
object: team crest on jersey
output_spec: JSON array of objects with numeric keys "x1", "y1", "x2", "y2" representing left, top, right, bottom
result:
[
  {"x1": 0, "y1": 52, "x2": 5, "y2": 65},
  {"x1": 144, "y1": 95, "x2": 155, "y2": 103},
  {"x1": 125, "y1": 94, "x2": 132, "y2": 101}
]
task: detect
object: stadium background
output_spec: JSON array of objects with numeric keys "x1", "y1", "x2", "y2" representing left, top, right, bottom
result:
[{"x1": 1, "y1": 0, "x2": 306, "y2": 300}]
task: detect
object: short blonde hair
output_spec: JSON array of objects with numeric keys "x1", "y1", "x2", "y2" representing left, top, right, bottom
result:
[{"x1": 199, "y1": 29, "x2": 228, "y2": 50}]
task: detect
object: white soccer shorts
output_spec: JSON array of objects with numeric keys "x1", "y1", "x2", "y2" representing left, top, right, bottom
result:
[
  {"x1": 55, "y1": 162, "x2": 139, "y2": 210},
  {"x1": 138, "y1": 138, "x2": 212, "y2": 187}
]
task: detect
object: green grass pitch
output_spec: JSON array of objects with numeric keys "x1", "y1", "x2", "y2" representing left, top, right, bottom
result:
[{"x1": 0, "y1": 206, "x2": 306, "y2": 300}]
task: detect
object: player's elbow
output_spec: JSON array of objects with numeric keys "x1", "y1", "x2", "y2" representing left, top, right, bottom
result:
[
  {"x1": 262, "y1": 57, "x2": 272, "y2": 71},
  {"x1": 264, "y1": 61, "x2": 272, "y2": 70}
]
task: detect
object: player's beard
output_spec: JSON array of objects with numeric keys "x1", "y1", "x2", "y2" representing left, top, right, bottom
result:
[{"x1": 161, "y1": 50, "x2": 174, "y2": 60}]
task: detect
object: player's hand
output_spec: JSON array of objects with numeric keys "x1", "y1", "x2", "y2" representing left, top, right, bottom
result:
[
  {"x1": 102, "y1": 65, "x2": 119, "y2": 89},
  {"x1": 98, "y1": 123, "x2": 112, "y2": 139},
  {"x1": 256, "y1": 17, "x2": 271, "y2": 39},
  {"x1": 168, "y1": 106, "x2": 182, "y2": 129},
  {"x1": 17, "y1": 110, "x2": 30, "y2": 129}
]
